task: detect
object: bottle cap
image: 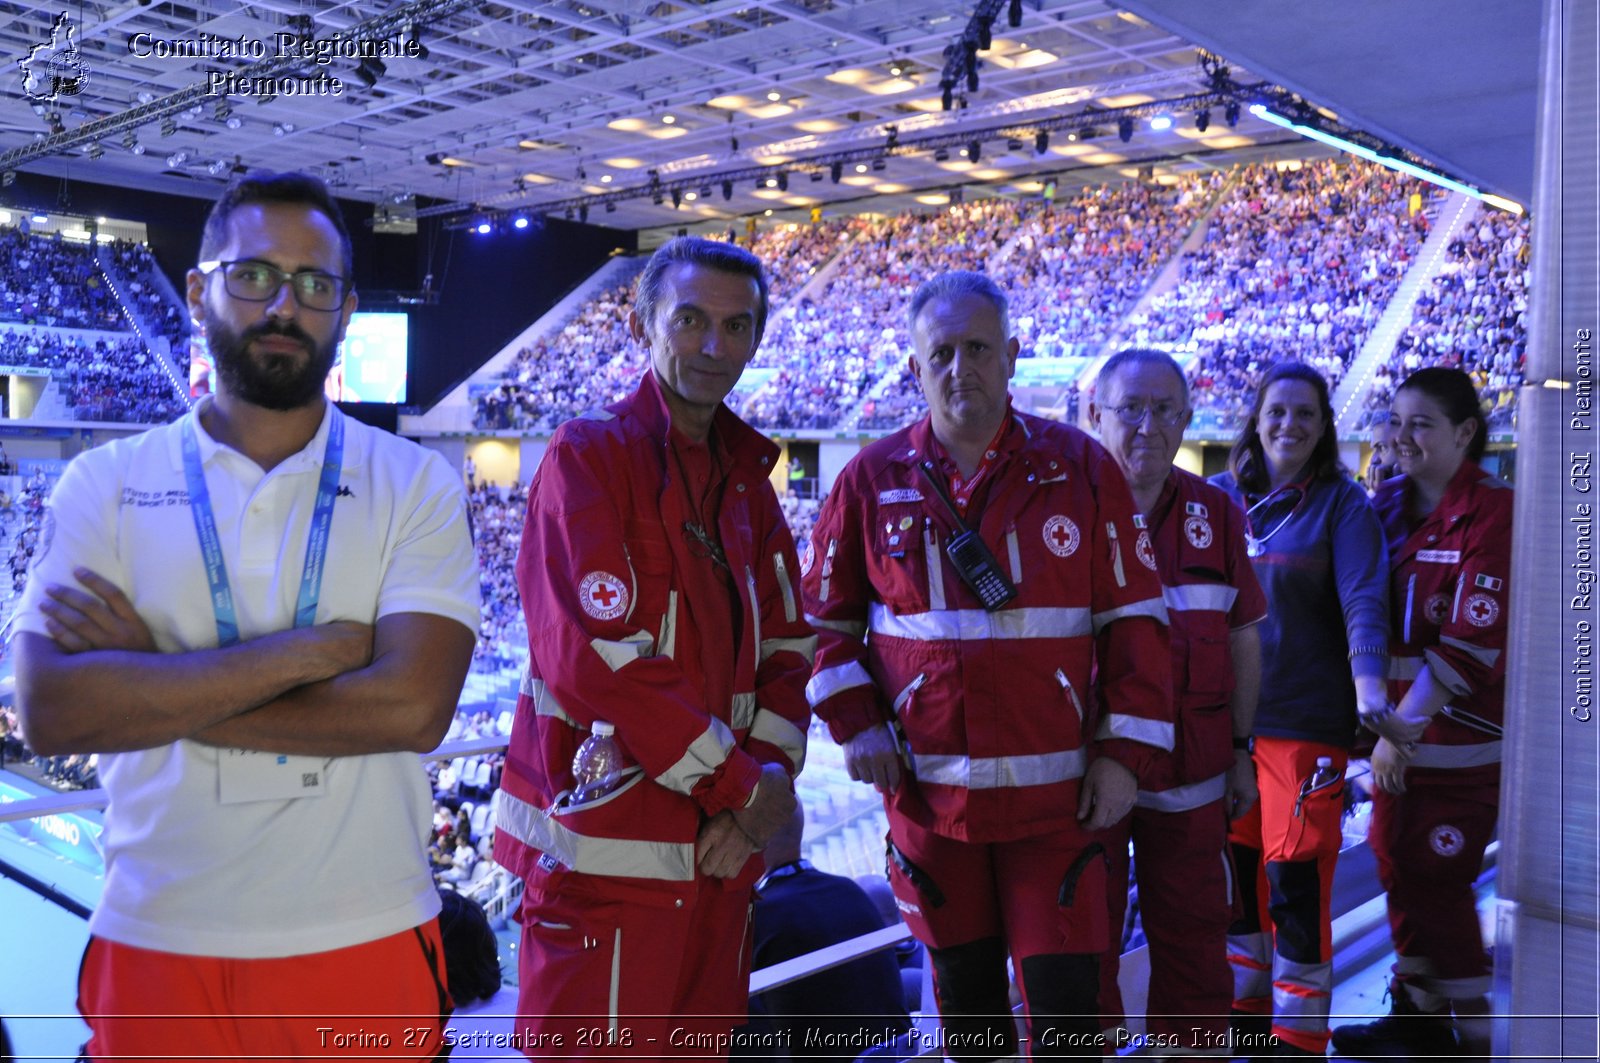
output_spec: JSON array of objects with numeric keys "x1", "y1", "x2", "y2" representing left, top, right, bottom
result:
[{"x1": 591, "y1": 721, "x2": 615, "y2": 737}]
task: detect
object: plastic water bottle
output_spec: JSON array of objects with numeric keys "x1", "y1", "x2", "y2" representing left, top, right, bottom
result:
[
  {"x1": 571, "y1": 721, "x2": 624, "y2": 803},
  {"x1": 1309, "y1": 756, "x2": 1340, "y2": 791}
]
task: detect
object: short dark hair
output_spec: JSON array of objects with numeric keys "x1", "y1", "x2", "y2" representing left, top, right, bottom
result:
[
  {"x1": 908, "y1": 270, "x2": 1009, "y2": 338},
  {"x1": 1396, "y1": 366, "x2": 1489, "y2": 461},
  {"x1": 634, "y1": 236, "x2": 770, "y2": 346},
  {"x1": 198, "y1": 171, "x2": 353, "y2": 278},
  {"x1": 437, "y1": 889, "x2": 502, "y2": 1006},
  {"x1": 1096, "y1": 348, "x2": 1189, "y2": 405},
  {"x1": 1227, "y1": 361, "x2": 1347, "y2": 492}
]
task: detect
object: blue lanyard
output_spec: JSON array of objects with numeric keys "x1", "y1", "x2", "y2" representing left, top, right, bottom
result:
[{"x1": 180, "y1": 410, "x2": 345, "y2": 647}]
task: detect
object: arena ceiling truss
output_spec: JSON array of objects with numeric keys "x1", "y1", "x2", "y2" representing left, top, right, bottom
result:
[{"x1": 0, "y1": 1, "x2": 1531, "y2": 232}]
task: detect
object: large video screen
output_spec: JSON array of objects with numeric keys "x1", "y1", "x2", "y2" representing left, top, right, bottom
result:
[{"x1": 330, "y1": 311, "x2": 409, "y2": 404}]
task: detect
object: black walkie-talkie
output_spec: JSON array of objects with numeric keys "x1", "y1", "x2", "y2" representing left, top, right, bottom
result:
[{"x1": 917, "y1": 463, "x2": 1018, "y2": 612}]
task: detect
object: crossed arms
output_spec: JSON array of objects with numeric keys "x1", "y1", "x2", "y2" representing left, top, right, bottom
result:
[{"x1": 15, "y1": 567, "x2": 474, "y2": 758}]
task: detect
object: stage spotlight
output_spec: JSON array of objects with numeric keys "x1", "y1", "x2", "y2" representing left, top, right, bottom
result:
[
  {"x1": 166, "y1": 150, "x2": 188, "y2": 168},
  {"x1": 1118, "y1": 118, "x2": 1134, "y2": 142},
  {"x1": 1225, "y1": 101, "x2": 1241, "y2": 127},
  {"x1": 934, "y1": 147, "x2": 950, "y2": 162},
  {"x1": 889, "y1": 61, "x2": 904, "y2": 77},
  {"x1": 1035, "y1": 130, "x2": 1048, "y2": 154},
  {"x1": 475, "y1": 218, "x2": 492, "y2": 235},
  {"x1": 777, "y1": 172, "x2": 788, "y2": 191},
  {"x1": 966, "y1": 140, "x2": 981, "y2": 163},
  {"x1": 830, "y1": 161, "x2": 842, "y2": 183},
  {"x1": 721, "y1": 180, "x2": 733, "y2": 201},
  {"x1": 512, "y1": 215, "x2": 530, "y2": 230},
  {"x1": 966, "y1": 66, "x2": 979, "y2": 93},
  {"x1": 160, "y1": 118, "x2": 177, "y2": 137},
  {"x1": 977, "y1": 19, "x2": 992, "y2": 51},
  {"x1": 871, "y1": 158, "x2": 885, "y2": 172},
  {"x1": 354, "y1": 57, "x2": 386, "y2": 89},
  {"x1": 580, "y1": 205, "x2": 590, "y2": 222},
  {"x1": 885, "y1": 125, "x2": 899, "y2": 150},
  {"x1": 86, "y1": 142, "x2": 103, "y2": 160},
  {"x1": 1149, "y1": 115, "x2": 1172, "y2": 131},
  {"x1": 671, "y1": 188, "x2": 682, "y2": 209},
  {"x1": 1008, "y1": 0, "x2": 1023, "y2": 27},
  {"x1": 1195, "y1": 109, "x2": 1211, "y2": 133},
  {"x1": 407, "y1": 24, "x2": 430, "y2": 60},
  {"x1": 941, "y1": 82, "x2": 954, "y2": 111}
]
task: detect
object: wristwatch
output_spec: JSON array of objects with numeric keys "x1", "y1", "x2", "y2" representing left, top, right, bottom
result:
[{"x1": 1232, "y1": 735, "x2": 1255, "y2": 753}]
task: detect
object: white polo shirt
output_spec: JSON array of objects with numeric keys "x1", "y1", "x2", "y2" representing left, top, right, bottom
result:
[{"x1": 14, "y1": 398, "x2": 480, "y2": 957}]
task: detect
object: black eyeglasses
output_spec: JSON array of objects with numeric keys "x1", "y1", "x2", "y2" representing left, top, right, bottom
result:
[
  {"x1": 1108, "y1": 400, "x2": 1187, "y2": 427},
  {"x1": 198, "y1": 259, "x2": 351, "y2": 312}
]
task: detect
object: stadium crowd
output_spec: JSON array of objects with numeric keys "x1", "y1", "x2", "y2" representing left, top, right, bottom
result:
[
  {"x1": 0, "y1": 327, "x2": 187, "y2": 424},
  {"x1": 1363, "y1": 206, "x2": 1530, "y2": 428},
  {"x1": 106, "y1": 238, "x2": 192, "y2": 355},
  {"x1": 1122, "y1": 158, "x2": 1433, "y2": 424},
  {"x1": 0, "y1": 226, "x2": 126, "y2": 332}
]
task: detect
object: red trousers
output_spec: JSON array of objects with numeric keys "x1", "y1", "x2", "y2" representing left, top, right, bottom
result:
[
  {"x1": 515, "y1": 877, "x2": 753, "y2": 1058},
  {"x1": 1370, "y1": 767, "x2": 1498, "y2": 1001},
  {"x1": 78, "y1": 922, "x2": 451, "y2": 1062},
  {"x1": 1100, "y1": 794, "x2": 1235, "y2": 1048},
  {"x1": 1226, "y1": 737, "x2": 1346, "y2": 1055}
]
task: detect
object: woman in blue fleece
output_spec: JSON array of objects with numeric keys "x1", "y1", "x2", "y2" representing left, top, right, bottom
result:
[{"x1": 1210, "y1": 361, "x2": 1389, "y2": 1057}]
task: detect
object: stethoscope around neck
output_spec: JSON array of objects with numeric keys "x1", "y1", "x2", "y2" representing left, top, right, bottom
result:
[{"x1": 1243, "y1": 481, "x2": 1308, "y2": 558}]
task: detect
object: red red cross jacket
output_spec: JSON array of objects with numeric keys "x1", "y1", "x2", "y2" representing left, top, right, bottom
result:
[
  {"x1": 1138, "y1": 469, "x2": 1267, "y2": 806},
  {"x1": 802, "y1": 411, "x2": 1172, "y2": 843},
  {"x1": 1374, "y1": 460, "x2": 1511, "y2": 776},
  {"x1": 495, "y1": 372, "x2": 814, "y2": 905}
]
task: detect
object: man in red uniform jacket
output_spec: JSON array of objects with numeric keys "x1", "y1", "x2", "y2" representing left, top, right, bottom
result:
[
  {"x1": 496, "y1": 237, "x2": 813, "y2": 1057},
  {"x1": 1088, "y1": 349, "x2": 1267, "y2": 1055},
  {"x1": 803, "y1": 272, "x2": 1172, "y2": 1061}
]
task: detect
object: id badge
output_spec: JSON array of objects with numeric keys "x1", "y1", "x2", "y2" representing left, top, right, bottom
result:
[{"x1": 218, "y1": 748, "x2": 328, "y2": 804}]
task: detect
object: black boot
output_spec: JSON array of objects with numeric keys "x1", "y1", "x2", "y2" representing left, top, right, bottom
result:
[{"x1": 1330, "y1": 979, "x2": 1458, "y2": 1058}]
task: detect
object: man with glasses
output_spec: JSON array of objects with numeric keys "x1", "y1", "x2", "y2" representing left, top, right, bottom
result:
[
  {"x1": 495, "y1": 236, "x2": 811, "y2": 1056},
  {"x1": 803, "y1": 273, "x2": 1171, "y2": 1060},
  {"x1": 1088, "y1": 348, "x2": 1266, "y2": 1056},
  {"x1": 12, "y1": 171, "x2": 478, "y2": 1059}
]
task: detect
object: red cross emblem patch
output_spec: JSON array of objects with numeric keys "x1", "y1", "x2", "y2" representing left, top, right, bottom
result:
[
  {"x1": 1463, "y1": 593, "x2": 1499, "y2": 628},
  {"x1": 578, "y1": 571, "x2": 630, "y2": 621},
  {"x1": 1135, "y1": 530, "x2": 1158, "y2": 571},
  {"x1": 1425, "y1": 593, "x2": 1451, "y2": 626},
  {"x1": 1184, "y1": 516, "x2": 1213, "y2": 550},
  {"x1": 1429, "y1": 824, "x2": 1465, "y2": 857},
  {"x1": 1043, "y1": 515, "x2": 1080, "y2": 558}
]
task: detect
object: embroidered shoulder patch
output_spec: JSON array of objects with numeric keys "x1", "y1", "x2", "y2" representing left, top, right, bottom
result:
[
  {"x1": 578, "y1": 571, "x2": 630, "y2": 621},
  {"x1": 879, "y1": 488, "x2": 923, "y2": 504}
]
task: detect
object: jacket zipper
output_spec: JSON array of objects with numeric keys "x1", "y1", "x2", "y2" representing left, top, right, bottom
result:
[
  {"x1": 1107, "y1": 522, "x2": 1127, "y2": 588},
  {"x1": 772, "y1": 551, "x2": 798, "y2": 623},
  {"x1": 1055, "y1": 668, "x2": 1085, "y2": 724}
]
